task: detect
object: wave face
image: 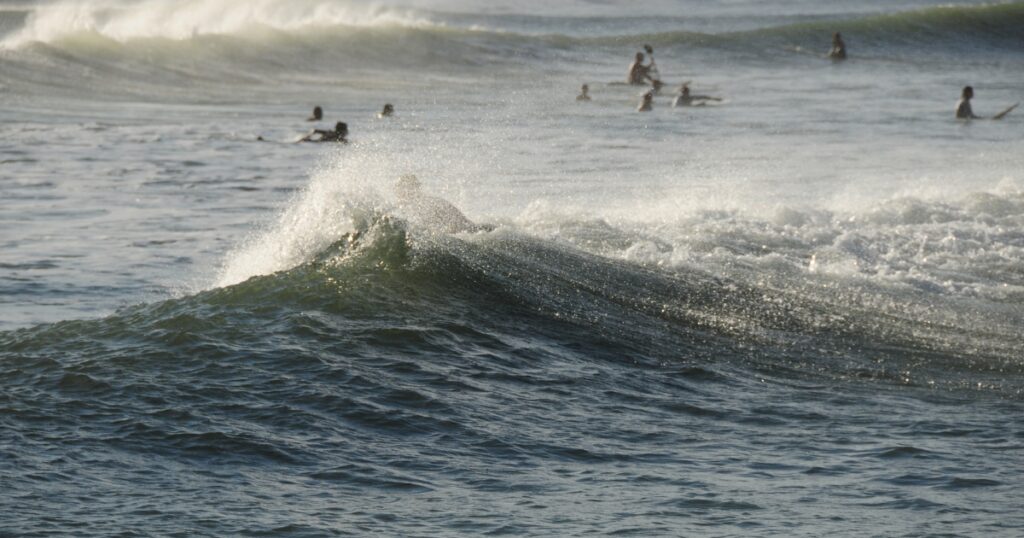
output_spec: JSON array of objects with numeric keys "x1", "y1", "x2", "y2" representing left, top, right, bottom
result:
[
  {"x1": 7, "y1": 185, "x2": 1024, "y2": 393},
  {"x1": 3, "y1": 194, "x2": 1024, "y2": 534}
]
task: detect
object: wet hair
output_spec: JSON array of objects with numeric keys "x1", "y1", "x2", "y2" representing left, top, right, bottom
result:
[
  {"x1": 335, "y1": 122, "x2": 348, "y2": 134},
  {"x1": 312, "y1": 106, "x2": 322, "y2": 120},
  {"x1": 381, "y1": 103, "x2": 394, "y2": 115},
  {"x1": 962, "y1": 86, "x2": 974, "y2": 98},
  {"x1": 636, "y1": 52, "x2": 644, "y2": 60}
]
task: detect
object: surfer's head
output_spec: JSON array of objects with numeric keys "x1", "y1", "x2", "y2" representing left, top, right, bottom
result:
[
  {"x1": 335, "y1": 122, "x2": 348, "y2": 135},
  {"x1": 581, "y1": 84, "x2": 589, "y2": 94},
  {"x1": 962, "y1": 86, "x2": 974, "y2": 99},
  {"x1": 635, "y1": 52, "x2": 644, "y2": 61},
  {"x1": 381, "y1": 103, "x2": 394, "y2": 117},
  {"x1": 679, "y1": 84, "x2": 690, "y2": 96},
  {"x1": 395, "y1": 174, "x2": 422, "y2": 200},
  {"x1": 310, "y1": 106, "x2": 323, "y2": 121}
]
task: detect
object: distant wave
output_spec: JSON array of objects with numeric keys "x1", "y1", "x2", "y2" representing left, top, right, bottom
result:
[
  {"x1": 1, "y1": 1, "x2": 1020, "y2": 97},
  {"x1": 4, "y1": 1, "x2": 1021, "y2": 50},
  {"x1": 1, "y1": 0, "x2": 442, "y2": 47}
]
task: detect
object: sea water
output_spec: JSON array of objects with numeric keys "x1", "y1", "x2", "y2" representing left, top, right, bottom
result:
[{"x1": 2, "y1": 1, "x2": 1023, "y2": 535}]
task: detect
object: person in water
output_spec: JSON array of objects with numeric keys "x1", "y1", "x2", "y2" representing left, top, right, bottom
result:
[
  {"x1": 627, "y1": 52, "x2": 656, "y2": 85},
  {"x1": 394, "y1": 175, "x2": 487, "y2": 234},
  {"x1": 672, "y1": 83, "x2": 721, "y2": 107},
  {"x1": 307, "y1": 106, "x2": 323, "y2": 122},
  {"x1": 576, "y1": 84, "x2": 591, "y2": 101},
  {"x1": 955, "y1": 86, "x2": 979, "y2": 119},
  {"x1": 828, "y1": 32, "x2": 847, "y2": 60},
  {"x1": 301, "y1": 121, "x2": 348, "y2": 143},
  {"x1": 650, "y1": 79, "x2": 665, "y2": 95},
  {"x1": 379, "y1": 103, "x2": 394, "y2": 118},
  {"x1": 637, "y1": 90, "x2": 654, "y2": 112}
]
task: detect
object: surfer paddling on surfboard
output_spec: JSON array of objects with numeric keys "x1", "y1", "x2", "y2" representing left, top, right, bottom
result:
[
  {"x1": 673, "y1": 83, "x2": 722, "y2": 107},
  {"x1": 300, "y1": 121, "x2": 348, "y2": 143},
  {"x1": 956, "y1": 86, "x2": 1018, "y2": 120}
]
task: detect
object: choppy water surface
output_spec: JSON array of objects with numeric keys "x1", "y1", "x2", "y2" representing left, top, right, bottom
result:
[{"x1": 2, "y1": 1, "x2": 1023, "y2": 535}]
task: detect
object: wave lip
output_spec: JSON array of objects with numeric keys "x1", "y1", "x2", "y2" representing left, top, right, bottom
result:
[{"x1": 1, "y1": 0, "x2": 442, "y2": 48}]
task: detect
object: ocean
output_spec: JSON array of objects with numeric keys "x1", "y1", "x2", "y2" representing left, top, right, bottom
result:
[{"x1": 2, "y1": 0, "x2": 1023, "y2": 535}]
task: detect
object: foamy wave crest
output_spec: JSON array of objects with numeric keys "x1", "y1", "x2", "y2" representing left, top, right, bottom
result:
[{"x1": 3, "y1": 0, "x2": 439, "y2": 47}]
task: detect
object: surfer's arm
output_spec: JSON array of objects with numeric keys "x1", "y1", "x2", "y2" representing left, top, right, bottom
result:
[{"x1": 299, "y1": 129, "x2": 326, "y2": 142}]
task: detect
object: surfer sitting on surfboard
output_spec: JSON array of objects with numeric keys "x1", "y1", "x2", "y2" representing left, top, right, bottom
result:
[
  {"x1": 956, "y1": 86, "x2": 980, "y2": 119},
  {"x1": 956, "y1": 86, "x2": 1019, "y2": 120},
  {"x1": 577, "y1": 84, "x2": 591, "y2": 101},
  {"x1": 828, "y1": 32, "x2": 847, "y2": 60},
  {"x1": 627, "y1": 52, "x2": 656, "y2": 86},
  {"x1": 300, "y1": 121, "x2": 348, "y2": 143}
]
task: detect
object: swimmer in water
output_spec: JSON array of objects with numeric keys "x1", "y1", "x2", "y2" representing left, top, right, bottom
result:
[
  {"x1": 307, "y1": 106, "x2": 323, "y2": 122},
  {"x1": 576, "y1": 84, "x2": 591, "y2": 101},
  {"x1": 672, "y1": 83, "x2": 722, "y2": 107},
  {"x1": 955, "y1": 86, "x2": 979, "y2": 119},
  {"x1": 637, "y1": 90, "x2": 654, "y2": 112},
  {"x1": 627, "y1": 52, "x2": 655, "y2": 86},
  {"x1": 828, "y1": 32, "x2": 847, "y2": 60},
  {"x1": 300, "y1": 121, "x2": 348, "y2": 143},
  {"x1": 394, "y1": 175, "x2": 488, "y2": 234},
  {"x1": 378, "y1": 103, "x2": 394, "y2": 118}
]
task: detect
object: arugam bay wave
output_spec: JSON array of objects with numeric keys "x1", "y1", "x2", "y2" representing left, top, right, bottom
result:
[
  {"x1": 3, "y1": 172, "x2": 1024, "y2": 534},
  {"x1": 2, "y1": 0, "x2": 1024, "y2": 535}
]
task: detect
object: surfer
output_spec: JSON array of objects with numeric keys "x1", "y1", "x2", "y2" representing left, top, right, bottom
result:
[
  {"x1": 307, "y1": 106, "x2": 323, "y2": 122},
  {"x1": 576, "y1": 84, "x2": 591, "y2": 101},
  {"x1": 394, "y1": 175, "x2": 487, "y2": 234},
  {"x1": 379, "y1": 103, "x2": 394, "y2": 118},
  {"x1": 637, "y1": 90, "x2": 654, "y2": 112},
  {"x1": 627, "y1": 52, "x2": 656, "y2": 86},
  {"x1": 673, "y1": 84, "x2": 721, "y2": 107},
  {"x1": 828, "y1": 32, "x2": 846, "y2": 60},
  {"x1": 300, "y1": 121, "x2": 348, "y2": 143},
  {"x1": 955, "y1": 86, "x2": 1019, "y2": 120},
  {"x1": 955, "y1": 86, "x2": 980, "y2": 119}
]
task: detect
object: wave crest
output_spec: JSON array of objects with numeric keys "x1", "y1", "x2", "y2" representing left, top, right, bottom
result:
[{"x1": 3, "y1": 0, "x2": 439, "y2": 47}]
